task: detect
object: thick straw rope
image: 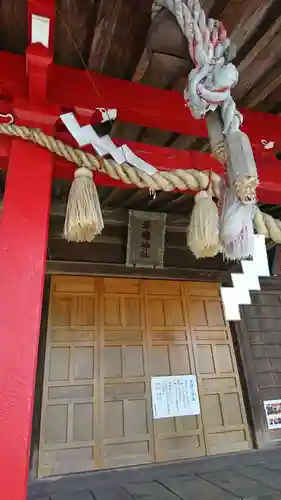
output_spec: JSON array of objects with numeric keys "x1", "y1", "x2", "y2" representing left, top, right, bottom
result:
[
  {"x1": 0, "y1": 122, "x2": 280, "y2": 242},
  {"x1": 154, "y1": 0, "x2": 242, "y2": 134}
]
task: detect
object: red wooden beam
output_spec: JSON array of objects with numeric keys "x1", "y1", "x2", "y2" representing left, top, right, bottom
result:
[
  {"x1": 0, "y1": 26, "x2": 56, "y2": 499},
  {"x1": 0, "y1": 132, "x2": 280, "y2": 203},
  {"x1": 0, "y1": 140, "x2": 52, "y2": 500},
  {"x1": 0, "y1": 46, "x2": 280, "y2": 204},
  {"x1": 33, "y1": 141, "x2": 281, "y2": 205},
  {"x1": 0, "y1": 50, "x2": 280, "y2": 146}
]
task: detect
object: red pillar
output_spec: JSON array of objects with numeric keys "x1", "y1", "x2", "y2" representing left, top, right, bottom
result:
[{"x1": 0, "y1": 139, "x2": 52, "y2": 500}]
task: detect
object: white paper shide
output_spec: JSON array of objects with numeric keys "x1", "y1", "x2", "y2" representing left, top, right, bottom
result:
[
  {"x1": 221, "y1": 234, "x2": 270, "y2": 321},
  {"x1": 151, "y1": 375, "x2": 200, "y2": 419}
]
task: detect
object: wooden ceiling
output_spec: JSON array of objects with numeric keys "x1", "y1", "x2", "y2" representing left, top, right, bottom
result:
[
  {"x1": 1, "y1": 0, "x2": 281, "y2": 216},
  {"x1": 3, "y1": 0, "x2": 281, "y2": 112}
]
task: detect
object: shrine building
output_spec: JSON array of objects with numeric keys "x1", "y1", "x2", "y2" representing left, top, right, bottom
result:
[{"x1": 1, "y1": 1, "x2": 281, "y2": 499}]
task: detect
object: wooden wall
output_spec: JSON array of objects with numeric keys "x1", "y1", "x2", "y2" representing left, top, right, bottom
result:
[
  {"x1": 237, "y1": 278, "x2": 281, "y2": 449},
  {"x1": 46, "y1": 208, "x2": 233, "y2": 282}
]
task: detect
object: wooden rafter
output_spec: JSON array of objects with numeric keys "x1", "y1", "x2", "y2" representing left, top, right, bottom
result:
[
  {"x1": 88, "y1": 0, "x2": 153, "y2": 79},
  {"x1": 54, "y1": 0, "x2": 98, "y2": 68}
]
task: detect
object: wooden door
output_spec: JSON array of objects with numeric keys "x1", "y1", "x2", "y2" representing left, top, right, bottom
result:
[
  {"x1": 185, "y1": 282, "x2": 251, "y2": 454},
  {"x1": 38, "y1": 277, "x2": 99, "y2": 477},
  {"x1": 145, "y1": 280, "x2": 206, "y2": 461},
  {"x1": 101, "y1": 278, "x2": 154, "y2": 468},
  {"x1": 38, "y1": 276, "x2": 251, "y2": 477}
]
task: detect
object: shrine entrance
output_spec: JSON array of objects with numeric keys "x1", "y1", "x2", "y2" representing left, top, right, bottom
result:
[{"x1": 37, "y1": 276, "x2": 251, "y2": 477}]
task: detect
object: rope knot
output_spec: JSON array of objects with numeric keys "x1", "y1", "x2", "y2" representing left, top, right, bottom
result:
[
  {"x1": 154, "y1": 0, "x2": 240, "y2": 133},
  {"x1": 74, "y1": 167, "x2": 93, "y2": 179},
  {"x1": 185, "y1": 61, "x2": 238, "y2": 119}
]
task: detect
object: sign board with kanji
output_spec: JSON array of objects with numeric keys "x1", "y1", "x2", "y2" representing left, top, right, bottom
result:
[{"x1": 126, "y1": 210, "x2": 166, "y2": 268}]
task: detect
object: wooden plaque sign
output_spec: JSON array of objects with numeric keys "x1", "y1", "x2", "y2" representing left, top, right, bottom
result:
[{"x1": 126, "y1": 210, "x2": 166, "y2": 268}]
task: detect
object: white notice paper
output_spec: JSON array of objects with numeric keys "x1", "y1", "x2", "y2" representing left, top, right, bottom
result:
[
  {"x1": 151, "y1": 375, "x2": 200, "y2": 419},
  {"x1": 264, "y1": 400, "x2": 281, "y2": 430}
]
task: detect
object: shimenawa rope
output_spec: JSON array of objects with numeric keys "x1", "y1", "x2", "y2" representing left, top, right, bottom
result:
[
  {"x1": 153, "y1": 0, "x2": 259, "y2": 259},
  {"x1": 0, "y1": 120, "x2": 280, "y2": 242},
  {"x1": 154, "y1": 0, "x2": 242, "y2": 133}
]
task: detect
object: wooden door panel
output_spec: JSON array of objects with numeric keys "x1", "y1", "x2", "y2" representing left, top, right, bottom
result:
[
  {"x1": 39, "y1": 343, "x2": 98, "y2": 476},
  {"x1": 44, "y1": 404, "x2": 68, "y2": 444},
  {"x1": 51, "y1": 296, "x2": 72, "y2": 326},
  {"x1": 38, "y1": 278, "x2": 99, "y2": 477},
  {"x1": 104, "y1": 295, "x2": 142, "y2": 329},
  {"x1": 184, "y1": 284, "x2": 251, "y2": 455},
  {"x1": 52, "y1": 276, "x2": 96, "y2": 293},
  {"x1": 103, "y1": 378, "x2": 152, "y2": 468},
  {"x1": 147, "y1": 297, "x2": 185, "y2": 329},
  {"x1": 146, "y1": 282, "x2": 206, "y2": 462},
  {"x1": 102, "y1": 278, "x2": 154, "y2": 469},
  {"x1": 49, "y1": 346, "x2": 70, "y2": 381}
]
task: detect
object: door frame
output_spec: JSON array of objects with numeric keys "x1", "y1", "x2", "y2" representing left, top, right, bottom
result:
[{"x1": 29, "y1": 276, "x2": 51, "y2": 481}]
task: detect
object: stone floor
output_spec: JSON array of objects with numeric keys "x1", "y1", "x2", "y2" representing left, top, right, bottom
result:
[{"x1": 28, "y1": 448, "x2": 281, "y2": 500}]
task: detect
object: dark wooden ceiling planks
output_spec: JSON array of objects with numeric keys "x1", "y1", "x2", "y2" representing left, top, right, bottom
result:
[
  {"x1": 54, "y1": 0, "x2": 98, "y2": 68},
  {"x1": 255, "y1": 72, "x2": 281, "y2": 114},
  {"x1": 146, "y1": 9, "x2": 189, "y2": 60},
  {"x1": 0, "y1": 0, "x2": 27, "y2": 53},
  {"x1": 213, "y1": 0, "x2": 275, "y2": 51},
  {"x1": 88, "y1": 0, "x2": 153, "y2": 79},
  {"x1": 239, "y1": 62, "x2": 281, "y2": 109}
]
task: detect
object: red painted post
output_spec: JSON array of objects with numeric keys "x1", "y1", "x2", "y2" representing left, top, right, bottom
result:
[{"x1": 0, "y1": 140, "x2": 52, "y2": 500}]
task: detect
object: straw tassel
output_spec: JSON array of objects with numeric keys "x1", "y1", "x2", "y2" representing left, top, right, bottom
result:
[
  {"x1": 64, "y1": 167, "x2": 104, "y2": 242},
  {"x1": 187, "y1": 188, "x2": 221, "y2": 259}
]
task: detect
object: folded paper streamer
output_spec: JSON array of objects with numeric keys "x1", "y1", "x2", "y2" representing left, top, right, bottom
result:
[
  {"x1": 61, "y1": 110, "x2": 158, "y2": 243},
  {"x1": 61, "y1": 112, "x2": 157, "y2": 176},
  {"x1": 96, "y1": 108, "x2": 117, "y2": 123},
  {"x1": 220, "y1": 234, "x2": 270, "y2": 321}
]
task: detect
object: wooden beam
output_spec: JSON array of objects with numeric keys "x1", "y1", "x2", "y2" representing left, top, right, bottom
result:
[
  {"x1": 0, "y1": 140, "x2": 52, "y2": 500},
  {"x1": 88, "y1": 0, "x2": 152, "y2": 79},
  {"x1": 239, "y1": 63, "x2": 281, "y2": 108},
  {"x1": 1, "y1": 130, "x2": 281, "y2": 203},
  {"x1": 127, "y1": 52, "x2": 190, "y2": 145},
  {"x1": 0, "y1": 47, "x2": 281, "y2": 203},
  {"x1": 217, "y1": 0, "x2": 275, "y2": 52},
  {"x1": 54, "y1": 0, "x2": 98, "y2": 68},
  {"x1": 46, "y1": 259, "x2": 231, "y2": 283},
  {"x1": 148, "y1": 9, "x2": 190, "y2": 60},
  {"x1": 30, "y1": 138, "x2": 281, "y2": 204},
  {"x1": 0, "y1": 0, "x2": 27, "y2": 54},
  {"x1": 2, "y1": 50, "x2": 281, "y2": 145},
  {"x1": 49, "y1": 205, "x2": 190, "y2": 227},
  {"x1": 234, "y1": 2, "x2": 281, "y2": 102},
  {"x1": 0, "y1": 28, "x2": 57, "y2": 497}
]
